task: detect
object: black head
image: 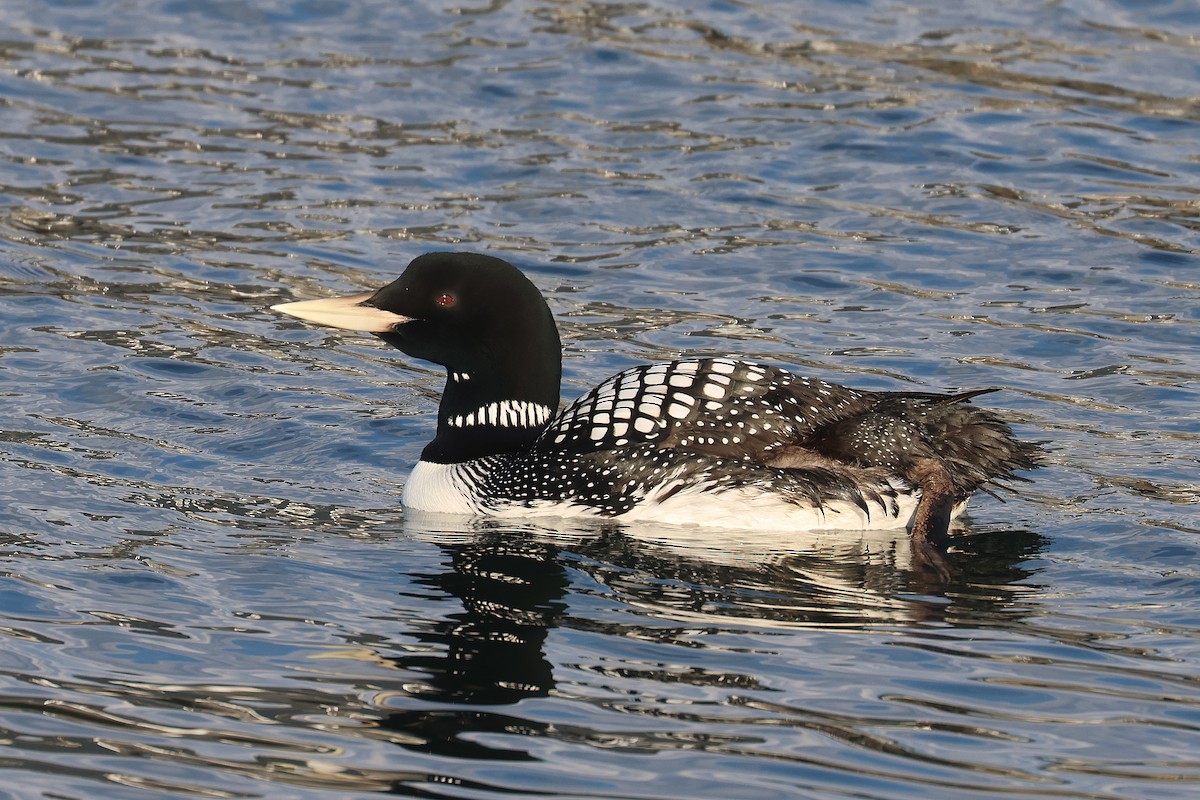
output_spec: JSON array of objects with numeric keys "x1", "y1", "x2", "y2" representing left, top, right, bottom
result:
[
  {"x1": 366, "y1": 252, "x2": 559, "y2": 376},
  {"x1": 273, "y1": 252, "x2": 563, "y2": 462}
]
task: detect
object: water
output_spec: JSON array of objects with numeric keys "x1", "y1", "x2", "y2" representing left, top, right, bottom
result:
[{"x1": 1, "y1": 0, "x2": 1198, "y2": 797}]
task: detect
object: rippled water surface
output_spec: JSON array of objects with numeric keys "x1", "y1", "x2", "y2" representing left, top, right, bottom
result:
[{"x1": 2, "y1": 1, "x2": 1199, "y2": 798}]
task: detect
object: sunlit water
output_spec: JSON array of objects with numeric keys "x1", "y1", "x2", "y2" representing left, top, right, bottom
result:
[{"x1": 1, "y1": 1, "x2": 1198, "y2": 798}]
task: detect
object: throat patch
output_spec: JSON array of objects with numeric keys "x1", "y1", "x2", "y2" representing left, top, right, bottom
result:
[{"x1": 449, "y1": 400, "x2": 553, "y2": 429}]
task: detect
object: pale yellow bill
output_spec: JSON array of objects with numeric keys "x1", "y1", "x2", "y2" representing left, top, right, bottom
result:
[{"x1": 271, "y1": 292, "x2": 410, "y2": 333}]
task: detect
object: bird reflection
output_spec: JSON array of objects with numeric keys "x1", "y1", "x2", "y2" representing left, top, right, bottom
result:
[
  {"x1": 395, "y1": 531, "x2": 567, "y2": 705},
  {"x1": 365, "y1": 515, "x2": 1045, "y2": 765},
  {"x1": 372, "y1": 526, "x2": 568, "y2": 761}
]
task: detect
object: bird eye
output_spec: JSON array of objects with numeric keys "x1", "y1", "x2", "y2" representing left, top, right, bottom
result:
[{"x1": 435, "y1": 292, "x2": 456, "y2": 307}]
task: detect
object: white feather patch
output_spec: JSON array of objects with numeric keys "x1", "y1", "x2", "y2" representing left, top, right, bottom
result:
[{"x1": 448, "y1": 400, "x2": 553, "y2": 429}]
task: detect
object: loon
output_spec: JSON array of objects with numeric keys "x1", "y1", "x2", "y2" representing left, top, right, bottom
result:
[{"x1": 272, "y1": 252, "x2": 1040, "y2": 569}]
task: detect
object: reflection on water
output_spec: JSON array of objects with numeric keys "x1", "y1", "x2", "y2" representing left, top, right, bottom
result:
[
  {"x1": 397, "y1": 533, "x2": 567, "y2": 705},
  {"x1": 1, "y1": 0, "x2": 1199, "y2": 797},
  {"x1": 0, "y1": 511, "x2": 1054, "y2": 795},
  {"x1": 315, "y1": 521, "x2": 1048, "y2": 781}
]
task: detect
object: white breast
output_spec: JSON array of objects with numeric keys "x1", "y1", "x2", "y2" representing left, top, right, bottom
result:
[
  {"x1": 401, "y1": 460, "x2": 956, "y2": 534},
  {"x1": 402, "y1": 461, "x2": 484, "y2": 514}
]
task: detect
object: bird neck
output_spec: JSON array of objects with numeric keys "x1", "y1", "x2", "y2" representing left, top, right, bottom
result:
[{"x1": 420, "y1": 358, "x2": 561, "y2": 464}]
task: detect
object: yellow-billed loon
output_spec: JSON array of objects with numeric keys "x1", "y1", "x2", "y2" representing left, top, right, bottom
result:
[{"x1": 273, "y1": 252, "x2": 1041, "y2": 572}]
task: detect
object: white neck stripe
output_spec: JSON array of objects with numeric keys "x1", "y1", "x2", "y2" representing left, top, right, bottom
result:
[{"x1": 448, "y1": 400, "x2": 553, "y2": 429}]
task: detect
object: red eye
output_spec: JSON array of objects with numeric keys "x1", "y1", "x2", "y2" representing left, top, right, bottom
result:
[{"x1": 435, "y1": 292, "x2": 456, "y2": 307}]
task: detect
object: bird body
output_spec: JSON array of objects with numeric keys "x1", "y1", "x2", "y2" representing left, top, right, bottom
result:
[{"x1": 273, "y1": 252, "x2": 1040, "y2": 565}]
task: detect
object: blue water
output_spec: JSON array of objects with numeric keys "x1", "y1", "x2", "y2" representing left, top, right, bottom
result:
[{"x1": 1, "y1": 1, "x2": 1199, "y2": 798}]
